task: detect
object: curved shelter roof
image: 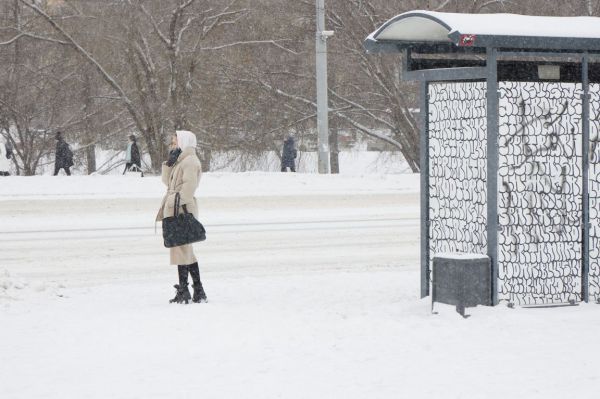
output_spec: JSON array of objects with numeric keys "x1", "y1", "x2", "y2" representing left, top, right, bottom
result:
[{"x1": 365, "y1": 10, "x2": 600, "y2": 52}]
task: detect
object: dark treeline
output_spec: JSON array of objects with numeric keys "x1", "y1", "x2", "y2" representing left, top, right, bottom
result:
[{"x1": 1, "y1": 0, "x2": 598, "y2": 174}]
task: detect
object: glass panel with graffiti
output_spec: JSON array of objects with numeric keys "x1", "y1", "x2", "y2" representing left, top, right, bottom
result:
[
  {"x1": 498, "y1": 82, "x2": 583, "y2": 305},
  {"x1": 588, "y1": 84, "x2": 600, "y2": 303},
  {"x1": 428, "y1": 82, "x2": 488, "y2": 263}
]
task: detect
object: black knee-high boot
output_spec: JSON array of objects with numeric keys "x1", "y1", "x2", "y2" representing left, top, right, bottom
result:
[
  {"x1": 188, "y1": 262, "x2": 207, "y2": 303},
  {"x1": 178, "y1": 264, "x2": 189, "y2": 286},
  {"x1": 169, "y1": 265, "x2": 191, "y2": 304}
]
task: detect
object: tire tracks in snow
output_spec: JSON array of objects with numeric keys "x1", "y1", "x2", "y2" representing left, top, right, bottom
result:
[{"x1": 0, "y1": 217, "x2": 418, "y2": 242}]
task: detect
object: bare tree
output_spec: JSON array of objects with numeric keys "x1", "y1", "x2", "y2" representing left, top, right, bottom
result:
[
  {"x1": 3, "y1": 0, "x2": 598, "y2": 176},
  {"x1": 0, "y1": 1, "x2": 83, "y2": 175},
  {"x1": 11, "y1": 0, "x2": 297, "y2": 171}
]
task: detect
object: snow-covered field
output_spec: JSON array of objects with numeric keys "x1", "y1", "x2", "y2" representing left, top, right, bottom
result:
[
  {"x1": 31, "y1": 149, "x2": 410, "y2": 176},
  {"x1": 1, "y1": 173, "x2": 599, "y2": 399}
]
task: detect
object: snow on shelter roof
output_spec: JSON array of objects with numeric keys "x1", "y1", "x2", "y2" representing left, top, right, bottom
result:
[{"x1": 365, "y1": 10, "x2": 600, "y2": 52}]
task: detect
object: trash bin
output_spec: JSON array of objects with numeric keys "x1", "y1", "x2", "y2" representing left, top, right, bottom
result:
[{"x1": 432, "y1": 253, "x2": 491, "y2": 317}]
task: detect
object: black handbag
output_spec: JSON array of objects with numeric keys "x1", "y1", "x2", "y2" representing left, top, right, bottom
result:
[{"x1": 162, "y1": 193, "x2": 206, "y2": 248}]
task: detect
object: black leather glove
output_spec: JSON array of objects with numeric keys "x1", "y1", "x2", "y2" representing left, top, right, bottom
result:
[{"x1": 166, "y1": 148, "x2": 181, "y2": 167}]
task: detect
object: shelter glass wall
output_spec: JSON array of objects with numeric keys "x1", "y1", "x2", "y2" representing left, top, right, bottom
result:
[
  {"x1": 428, "y1": 82, "x2": 488, "y2": 260},
  {"x1": 426, "y1": 79, "x2": 599, "y2": 305},
  {"x1": 497, "y1": 82, "x2": 583, "y2": 305},
  {"x1": 588, "y1": 83, "x2": 600, "y2": 303}
]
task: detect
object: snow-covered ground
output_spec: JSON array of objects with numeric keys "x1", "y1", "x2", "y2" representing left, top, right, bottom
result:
[
  {"x1": 1, "y1": 173, "x2": 599, "y2": 399},
  {"x1": 0, "y1": 172, "x2": 417, "y2": 200}
]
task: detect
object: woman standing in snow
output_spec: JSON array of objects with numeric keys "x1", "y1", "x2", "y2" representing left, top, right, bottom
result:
[
  {"x1": 156, "y1": 130, "x2": 207, "y2": 304},
  {"x1": 0, "y1": 137, "x2": 11, "y2": 176}
]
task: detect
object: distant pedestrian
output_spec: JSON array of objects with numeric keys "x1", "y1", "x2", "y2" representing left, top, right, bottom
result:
[
  {"x1": 0, "y1": 137, "x2": 11, "y2": 176},
  {"x1": 281, "y1": 134, "x2": 297, "y2": 172},
  {"x1": 156, "y1": 130, "x2": 207, "y2": 304},
  {"x1": 123, "y1": 135, "x2": 142, "y2": 176},
  {"x1": 53, "y1": 131, "x2": 73, "y2": 176}
]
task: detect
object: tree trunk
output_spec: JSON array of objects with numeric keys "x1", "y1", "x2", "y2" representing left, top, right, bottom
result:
[
  {"x1": 83, "y1": 70, "x2": 97, "y2": 174},
  {"x1": 144, "y1": 129, "x2": 163, "y2": 172},
  {"x1": 85, "y1": 145, "x2": 96, "y2": 174},
  {"x1": 202, "y1": 148, "x2": 211, "y2": 172},
  {"x1": 330, "y1": 116, "x2": 339, "y2": 174}
]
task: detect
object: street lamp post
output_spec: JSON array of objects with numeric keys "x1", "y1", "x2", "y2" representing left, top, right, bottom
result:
[{"x1": 315, "y1": 0, "x2": 332, "y2": 174}]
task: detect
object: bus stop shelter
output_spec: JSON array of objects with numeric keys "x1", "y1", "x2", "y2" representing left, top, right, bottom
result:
[{"x1": 365, "y1": 10, "x2": 600, "y2": 306}]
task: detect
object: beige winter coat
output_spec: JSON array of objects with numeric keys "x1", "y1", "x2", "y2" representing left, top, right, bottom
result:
[{"x1": 156, "y1": 147, "x2": 202, "y2": 265}]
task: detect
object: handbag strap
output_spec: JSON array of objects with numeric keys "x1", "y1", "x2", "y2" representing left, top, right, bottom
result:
[
  {"x1": 174, "y1": 192, "x2": 190, "y2": 216},
  {"x1": 174, "y1": 192, "x2": 181, "y2": 217}
]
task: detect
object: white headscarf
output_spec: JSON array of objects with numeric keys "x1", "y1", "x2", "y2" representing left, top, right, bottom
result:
[{"x1": 176, "y1": 130, "x2": 197, "y2": 150}]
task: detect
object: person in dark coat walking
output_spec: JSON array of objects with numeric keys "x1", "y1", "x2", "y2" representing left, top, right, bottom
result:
[
  {"x1": 54, "y1": 131, "x2": 73, "y2": 176},
  {"x1": 123, "y1": 135, "x2": 142, "y2": 175},
  {"x1": 281, "y1": 134, "x2": 297, "y2": 172}
]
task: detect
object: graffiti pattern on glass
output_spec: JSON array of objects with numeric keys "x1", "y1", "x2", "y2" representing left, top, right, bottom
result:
[
  {"x1": 498, "y1": 82, "x2": 583, "y2": 305},
  {"x1": 588, "y1": 84, "x2": 600, "y2": 303},
  {"x1": 428, "y1": 82, "x2": 488, "y2": 263}
]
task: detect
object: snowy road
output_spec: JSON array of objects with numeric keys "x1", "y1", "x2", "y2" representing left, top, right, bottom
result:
[
  {"x1": 0, "y1": 194, "x2": 417, "y2": 285},
  {"x1": 1, "y1": 175, "x2": 599, "y2": 399},
  {"x1": 1, "y1": 217, "x2": 416, "y2": 241}
]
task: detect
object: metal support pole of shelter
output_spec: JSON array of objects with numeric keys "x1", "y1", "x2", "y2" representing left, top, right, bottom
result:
[
  {"x1": 315, "y1": 0, "x2": 330, "y2": 174},
  {"x1": 420, "y1": 80, "x2": 430, "y2": 298},
  {"x1": 486, "y1": 48, "x2": 500, "y2": 306},
  {"x1": 582, "y1": 53, "x2": 590, "y2": 303}
]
